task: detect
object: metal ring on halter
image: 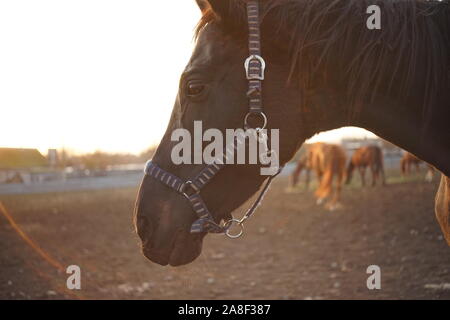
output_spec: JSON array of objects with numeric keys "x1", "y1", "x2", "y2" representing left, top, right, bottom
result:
[
  {"x1": 244, "y1": 112, "x2": 267, "y2": 130},
  {"x1": 224, "y1": 219, "x2": 244, "y2": 239},
  {"x1": 179, "y1": 181, "x2": 199, "y2": 198}
]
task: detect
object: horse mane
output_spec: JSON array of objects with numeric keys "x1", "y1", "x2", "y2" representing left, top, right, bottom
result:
[{"x1": 196, "y1": 0, "x2": 449, "y2": 129}]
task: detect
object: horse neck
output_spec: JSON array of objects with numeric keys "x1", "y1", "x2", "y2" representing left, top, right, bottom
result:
[
  {"x1": 298, "y1": 83, "x2": 449, "y2": 176},
  {"x1": 283, "y1": 0, "x2": 450, "y2": 175},
  {"x1": 352, "y1": 94, "x2": 450, "y2": 176}
]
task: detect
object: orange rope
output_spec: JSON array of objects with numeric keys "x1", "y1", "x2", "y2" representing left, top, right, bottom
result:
[{"x1": 0, "y1": 201, "x2": 66, "y2": 273}]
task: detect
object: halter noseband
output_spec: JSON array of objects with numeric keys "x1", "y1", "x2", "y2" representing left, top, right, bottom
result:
[{"x1": 144, "y1": 1, "x2": 281, "y2": 239}]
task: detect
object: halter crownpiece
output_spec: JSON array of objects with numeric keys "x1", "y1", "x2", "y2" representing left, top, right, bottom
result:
[
  {"x1": 144, "y1": 0, "x2": 281, "y2": 239},
  {"x1": 244, "y1": 1, "x2": 267, "y2": 130}
]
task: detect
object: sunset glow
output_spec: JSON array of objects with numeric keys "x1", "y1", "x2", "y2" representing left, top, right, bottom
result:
[{"x1": 0, "y1": 1, "x2": 375, "y2": 155}]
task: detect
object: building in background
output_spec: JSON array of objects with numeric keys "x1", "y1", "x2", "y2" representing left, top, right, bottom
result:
[
  {"x1": 0, "y1": 148, "x2": 47, "y2": 184},
  {"x1": 0, "y1": 148, "x2": 63, "y2": 184}
]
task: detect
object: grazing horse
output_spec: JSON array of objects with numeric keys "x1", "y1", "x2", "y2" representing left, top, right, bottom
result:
[
  {"x1": 401, "y1": 152, "x2": 423, "y2": 175},
  {"x1": 291, "y1": 143, "x2": 347, "y2": 209},
  {"x1": 135, "y1": 0, "x2": 450, "y2": 266},
  {"x1": 290, "y1": 153, "x2": 311, "y2": 190},
  {"x1": 425, "y1": 165, "x2": 436, "y2": 182},
  {"x1": 401, "y1": 151, "x2": 437, "y2": 182},
  {"x1": 346, "y1": 145, "x2": 386, "y2": 187}
]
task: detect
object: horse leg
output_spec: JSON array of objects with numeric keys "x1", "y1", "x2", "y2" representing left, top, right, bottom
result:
[
  {"x1": 435, "y1": 175, "x2": 450, "y2": 246},
  {"x1": 315, "y1": 169, "x2": 332, "y2": 205},
  {"x1": 327, "y1": 169, "x2": 345, "y2": 211},
  {"x1": 305, "y1": 169, "x2": 311, "y2": 190},
  {"x1": 324, "y1": 173, "x2": 336, "y2": 210},
  {"x1": 290, "y1": 161, "x2": 304, "y2": 188},
  {"x1": 316, "y1": 169, "x2": 323, "y2": 182},
  {"x1": 314, "y1": 169, "x2": 323, "y2": 201},
  {"x1": 401, "y1": 159, "x2": 406, "y2": 176},
  {"x1": 370, "y1": 165, "x2": 377, "y2": 187},
  {"x1": 359, "y1": 167, "x2": 366, "y2": 187},
  {"x1": 380, "y1": 163, "x2": 386, "y2": 186},
  {"x1": 425, "y1": 165, "x2": 434, "y2": 182}
]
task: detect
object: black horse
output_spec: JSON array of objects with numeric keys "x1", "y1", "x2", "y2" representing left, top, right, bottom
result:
[{"x1": 135, "y1": 0, "x2": 450, "y2": 266}]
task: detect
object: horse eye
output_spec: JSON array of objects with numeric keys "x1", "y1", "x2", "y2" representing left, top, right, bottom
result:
[{"x1": 186, "y1": 83, "x2": 205, "y2": 97}]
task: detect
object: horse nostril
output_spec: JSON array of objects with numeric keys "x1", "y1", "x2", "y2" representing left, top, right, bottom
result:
[{"x1": 136, "y1": 215, "x2": 153, "y2": 242}]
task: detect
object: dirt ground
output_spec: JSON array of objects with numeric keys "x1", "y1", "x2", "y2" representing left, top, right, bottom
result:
[{"x1": 1, "y1": 170, "x2": 449, "y2": 300}]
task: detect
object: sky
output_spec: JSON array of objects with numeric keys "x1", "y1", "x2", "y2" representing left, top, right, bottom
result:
[{"x1": 0, "y1": 1, "x2": 375, "y2": 155}]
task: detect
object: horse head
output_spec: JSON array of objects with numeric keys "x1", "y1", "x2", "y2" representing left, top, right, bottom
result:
[{"x1": 134, "y1": 0, "x2": 305, "y2": 266}]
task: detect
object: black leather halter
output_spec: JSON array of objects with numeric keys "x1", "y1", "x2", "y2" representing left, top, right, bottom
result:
[{"x1": 144, "y1": 1, "x2": 282, "y2": 238}]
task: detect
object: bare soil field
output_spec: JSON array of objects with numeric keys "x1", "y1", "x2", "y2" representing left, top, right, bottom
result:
[{"x1": 1, "y1": 171, "x2": 449, "y2": 300}]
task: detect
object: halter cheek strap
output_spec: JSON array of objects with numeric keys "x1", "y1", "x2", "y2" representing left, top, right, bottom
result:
[{"x1": 244, "y1": 0, "x2": 266, "y2": 130}]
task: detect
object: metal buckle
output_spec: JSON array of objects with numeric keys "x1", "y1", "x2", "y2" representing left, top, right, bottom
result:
[
  {"x1": 179, "y1": 181, "x2": 200, "y2": 198},
  {"x1": 244, "y1": 111, "x2": 267, "y2": 130},
  {"x1": 244, "y1": 55, "x2": 266, "y2": 80}
]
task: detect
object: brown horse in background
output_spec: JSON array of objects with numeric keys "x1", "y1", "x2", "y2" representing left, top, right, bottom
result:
[
  {"x1": 290, "y1": 153, "x2": 312, "y2": 190},
  {"x1": 425, "y1": 166, "x2": 436, "y2": 182},
  {"x1": 346, "y1": 145, "x2": 386, "y2": 187},
  {"x1": 401, "y1": 152, "x2": 422, "y2": 175},
  {"x1": 291, "y1": 143, "x2": 347, "y2": 210},
  {"x1": 401, "y1": 151, "x2": 436, "y2": 182}
]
